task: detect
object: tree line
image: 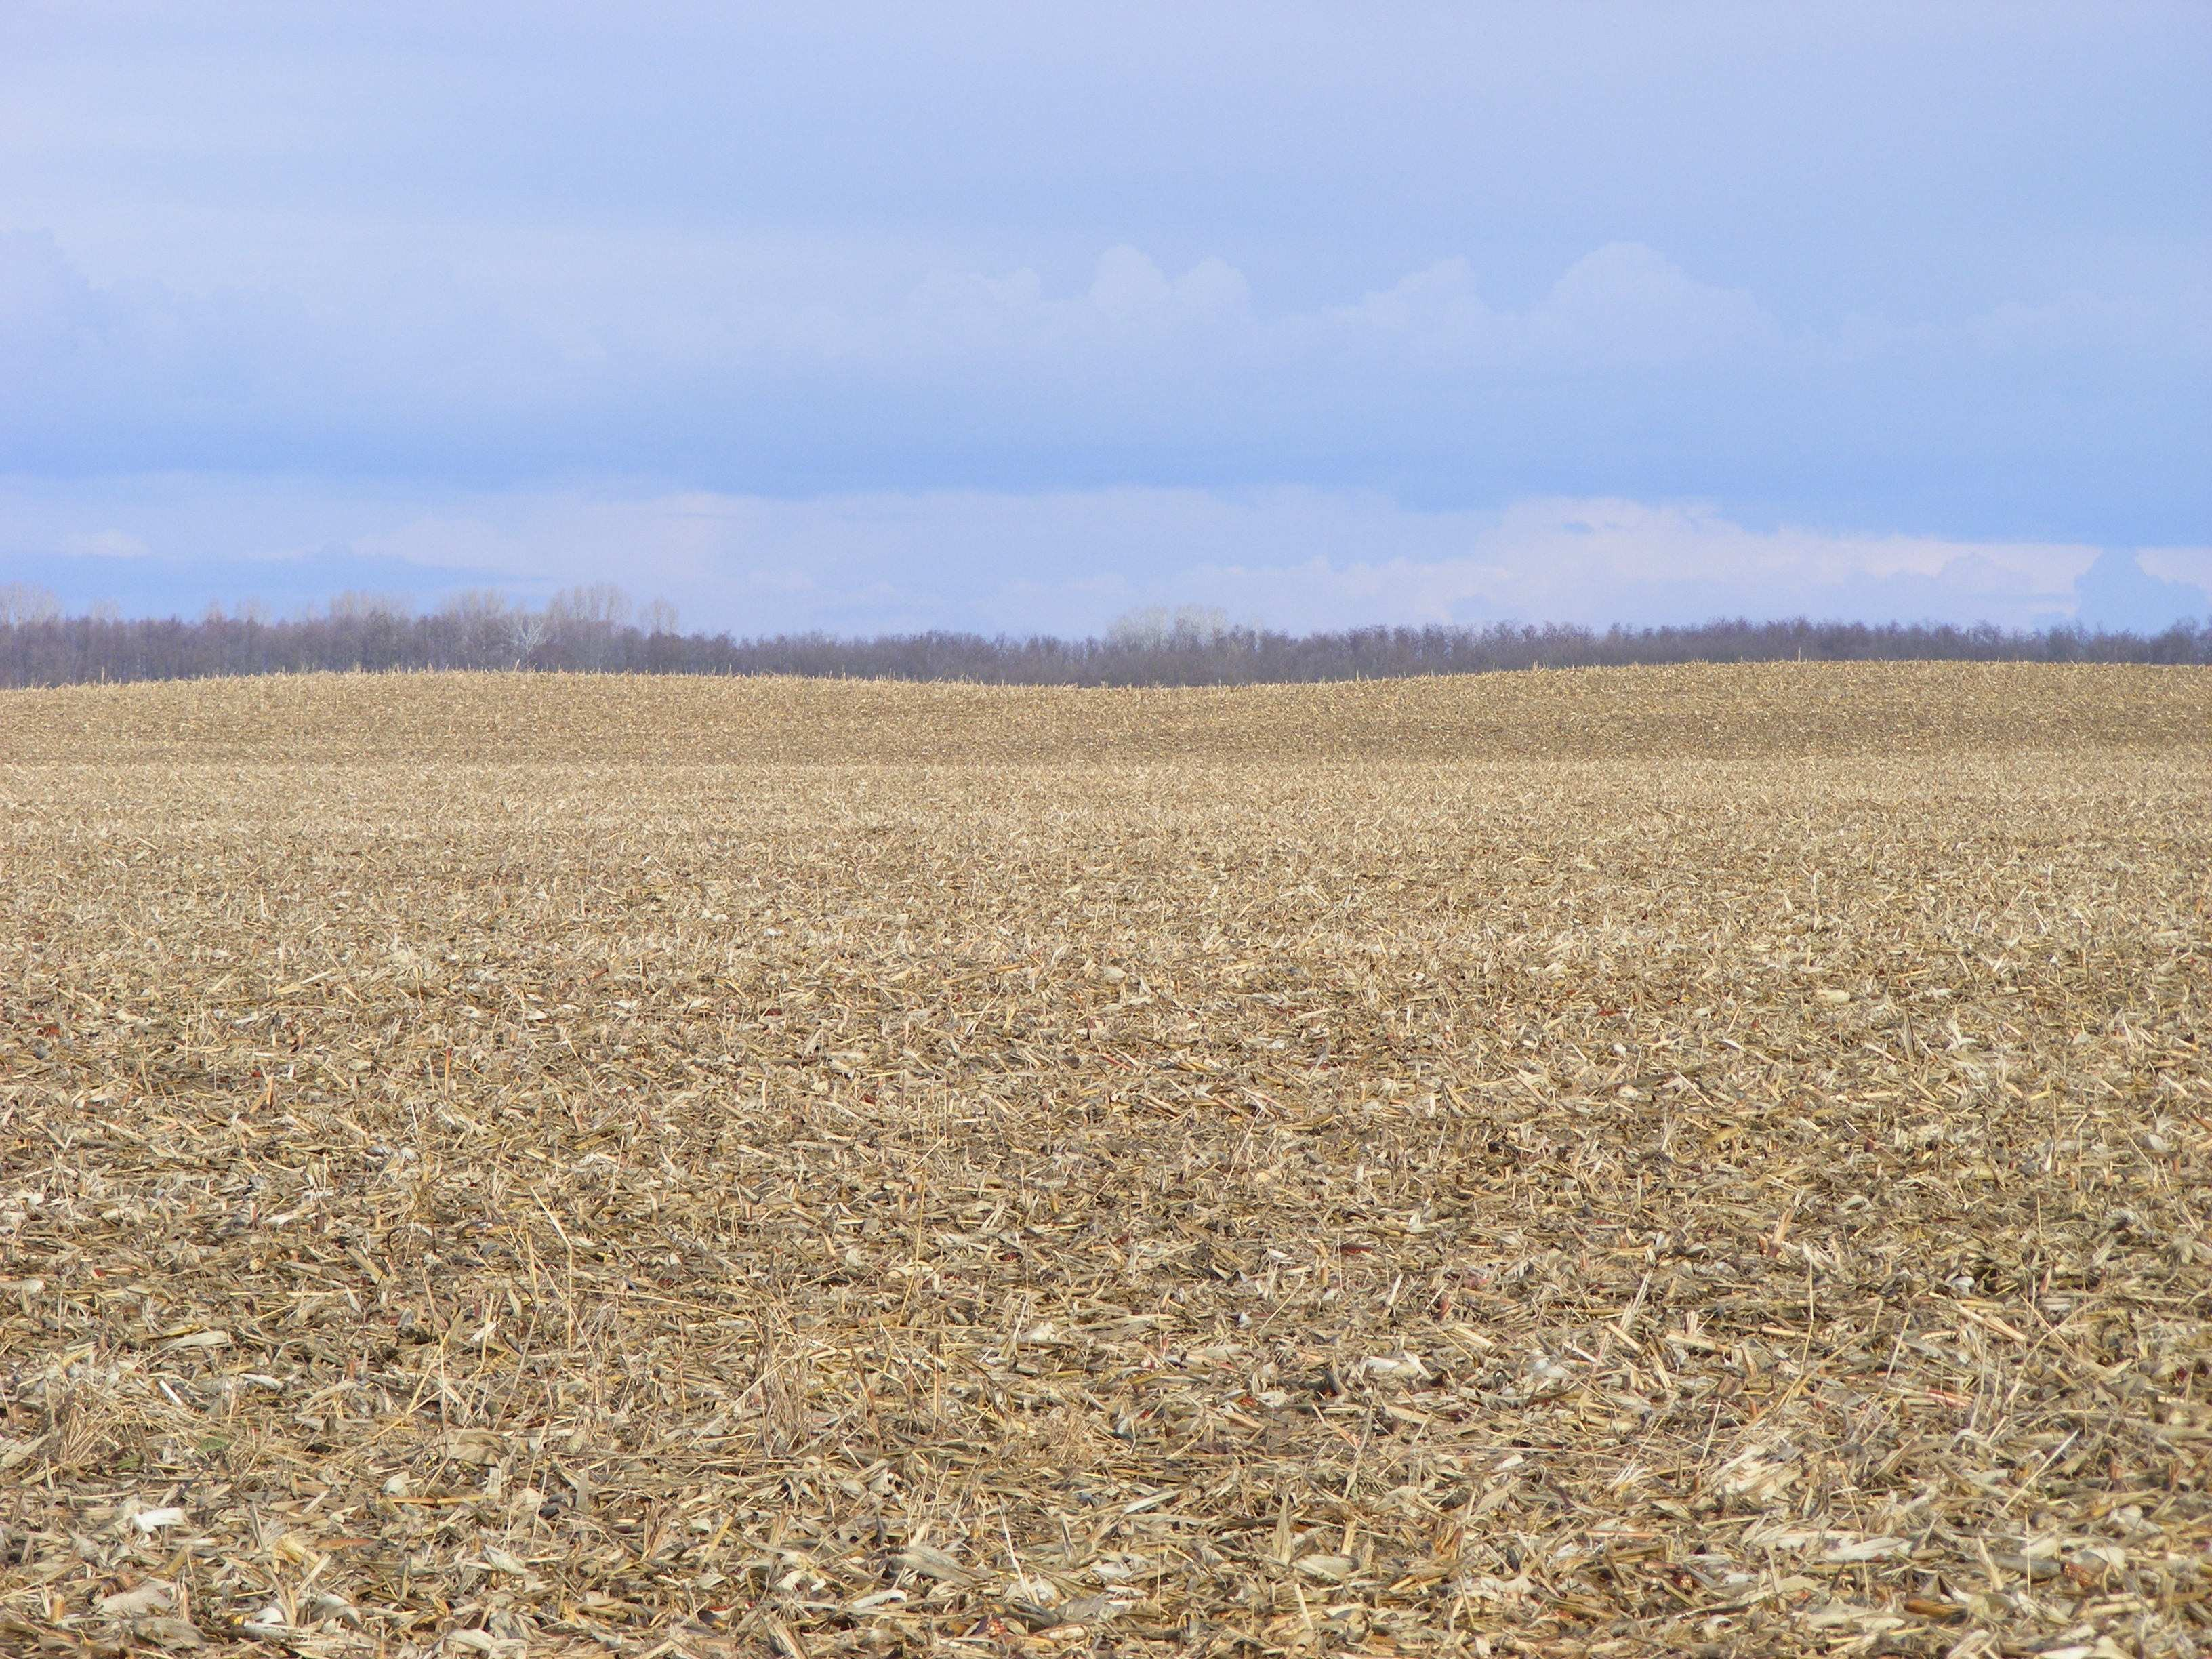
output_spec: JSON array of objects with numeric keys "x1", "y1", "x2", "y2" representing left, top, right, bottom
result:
[{"x1": 0, "y1": 584, "x2": 2205, "y2": 691}]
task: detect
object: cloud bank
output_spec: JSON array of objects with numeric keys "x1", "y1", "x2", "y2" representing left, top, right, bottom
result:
[
  {"x1": 4, "y1": 225, "x2": 2202, "y2": 547},
  {"x1": 2, "y1": 3, "x2": 2207, "y2": 619},
  {"x1": 7, "y1": 477, "x2": 2205, "y2": 638}
]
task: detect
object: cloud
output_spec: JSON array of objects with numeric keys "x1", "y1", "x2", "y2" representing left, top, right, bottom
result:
[
  {"x1": 1968, "y1": 289, "x2": 2212, "y2": 363},
  {"x1": 896, "y1": 241, "x2": 1769, "y2": 373},
  {"x1": 1134, "y1": 498, "x2": 2111, "y2": 634},
  {"x1": 8, "y1": 473, "x2": 2200, "y2": 636},
  {"x1": 0, "y1": 228, "x2": 115, "y2": 377},
  {"x1": 1540, "y1": 243, "x2": 1779, "y2": 364},
  {"x1": 8, "y1": 221, "x2": 2196, "y2": 550},
  {"x1": 60, "y1": 528, "x2": 153, "y2": 558},
  {"x1": 899, "y1": 246, "x2": 1255, "y2": 363},
  {"x1": 2, "y1": 0, "x2": 2205, "y2": 567},
  {"x1": 2070, "y1": 549, "x2": 2211, "y2": 631},
  {"x1": 1339, "y1": 243, "x2": 1776, "y2": 370}
]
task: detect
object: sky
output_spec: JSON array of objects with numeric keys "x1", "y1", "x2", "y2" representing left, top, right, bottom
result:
[{"x1": 3, "y1": 1, "x2": 2209, "y2": 636}]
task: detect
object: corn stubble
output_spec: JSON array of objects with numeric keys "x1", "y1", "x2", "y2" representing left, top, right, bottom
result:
[{"x1": 1, "y1": 663, "x2": 2206, "y2": 1658}]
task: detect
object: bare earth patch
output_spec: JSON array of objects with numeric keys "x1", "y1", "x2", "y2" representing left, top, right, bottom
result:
[{"x1": 1, "y1": 663, "x2": 2206, "y2": 1658}]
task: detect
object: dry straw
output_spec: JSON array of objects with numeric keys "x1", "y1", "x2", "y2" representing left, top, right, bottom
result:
[{"x1": 0, "y1": 663, "x2": 2205, "y2": 1657}]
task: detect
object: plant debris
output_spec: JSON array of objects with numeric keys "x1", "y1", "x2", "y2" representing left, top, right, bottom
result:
[{"x1": 1, "y1": 663, "x2": 2206, "y2": 1656}]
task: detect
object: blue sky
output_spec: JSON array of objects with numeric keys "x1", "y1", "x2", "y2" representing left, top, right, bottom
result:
[{"x1": 3, "y1": 1, "x2": 2208, "y2": 634}]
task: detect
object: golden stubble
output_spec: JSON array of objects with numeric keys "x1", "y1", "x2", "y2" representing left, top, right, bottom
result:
[{"x1": 0, "y1": 663, "x2": 2205, "y2": 1656}]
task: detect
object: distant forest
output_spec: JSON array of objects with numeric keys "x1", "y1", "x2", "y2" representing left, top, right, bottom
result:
[{"x1": 1, "y1": 583, "x2": 2207, "y2": 690}]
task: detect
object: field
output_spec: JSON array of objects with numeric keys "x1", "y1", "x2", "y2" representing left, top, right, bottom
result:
[{"x1": 1, "y1": 663, "x2": 2207, "y2": 1659}]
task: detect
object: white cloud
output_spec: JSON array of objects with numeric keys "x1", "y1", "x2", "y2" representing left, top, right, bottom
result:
[
  {"x1": 60, "y1": 528, "x2": 153, "y2": 558},
  {"x1": 2, "y1": 0, "x2": 2201, "y2": 562},
  {"x1": 1345, "y1": 258, "x2": 1492, "y2": 340},
  {"x1": 899, "y1": 245, "x2": 1256, "y2": 362},
  {"x1": 10, "y1": 473, "x2": 2201, "y2": 635},
  {"x1": 3, "y1": 216, "x2": 2199, "y2": 567},
  {"x1": 0, "y1": 226, "x2": 1954, "y2": 423},
  {"x1": 1968, "y1": 288, "x2": 2212, "y2": 361},
  {"x1": 1533, "y1": 243, "x2": 1778, "y2": 365},
  {"x1": 2070, "y1": 546, "x2": 2212, "y2": 631},
  {"x1": 1342, "y1": 243, "x2": 1776, "y2": 369},
  {"x1": 1088, "y1": 496, "x2": 2121, "y2": 633},
  {"x1": 1086, "y1": 245, "x2": 1174, "y2": 319},
  {"x1": 1077, "y1": 247, "x2": 1250, "y2": 325}
]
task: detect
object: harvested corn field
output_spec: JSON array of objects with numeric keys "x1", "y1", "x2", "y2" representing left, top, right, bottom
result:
[{"x1": 1, "y1": 663, "x2": 2208, "y2": 1659}]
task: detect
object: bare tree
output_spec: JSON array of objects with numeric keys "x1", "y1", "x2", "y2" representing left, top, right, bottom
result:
[
  {"x1": 0, "y1": 583, "x2": 62, "y2": 626},
  {"x1": 329, "y1": 590, "x2": 411, "y2": 621},
  {"x1": 508, "y1": 610, "x2": 549, "y2": 665},
  {"x1": 3, "y1": 593, "x2": 2207, "y2": 690},
  {"x1": 438, "y1": 590, "x2": 516, "y2": 670},
  {"x1": 548, "y1": 583, "x2": 631, "y2": 628},
  {"x1": 1107, "y1": 605, "x2": 1229, "y2": 650},
  {"x1": 547, "y1": 584, "x2": 631, "y2": 669}
]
